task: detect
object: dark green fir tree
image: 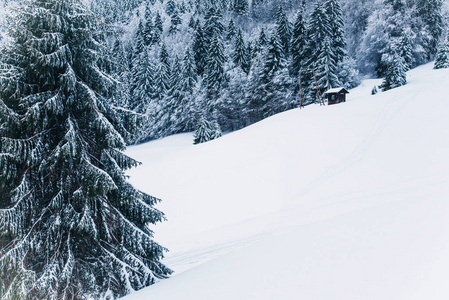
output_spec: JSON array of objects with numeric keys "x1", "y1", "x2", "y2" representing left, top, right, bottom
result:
[
  {"x1": 205, "y1": 34, "x2": 226, "y2": 99},
  {"x1": 434, "y1": 33, "x2": 449, "y2": 69},
  {"x1": 233, "y1": 28, "x2": 250, "y2": 74},
  {"x1": 381, "y1": 54, "x2": 407, "y2": 91},
  {"x1": 0, "y1": 0, "x2": 171, "y2": 298},
  {"x1": 153, "y1": 11, "x2": 163, "y2": 44},
  {"x1": 291, "y1": 10, "x2": 307, "y2": 76},
  {"x1": 193, "y1": 22, "x2": 207, "y2": 76},
  {"x1": 275, "y1": 6, "x2": 292, "y2": 56},
  {"x1": 226, "y1": 19, "x2": 237, "y2": 41}
]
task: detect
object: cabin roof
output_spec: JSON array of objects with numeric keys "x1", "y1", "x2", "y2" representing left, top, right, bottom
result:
[{"x1": 324, "y1": 87, "x2": 349, "y2": 95}]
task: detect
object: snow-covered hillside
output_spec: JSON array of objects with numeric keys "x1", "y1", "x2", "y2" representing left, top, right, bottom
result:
[{"x1": 124, "y1": 62, "x2": 449, "y2": 300}]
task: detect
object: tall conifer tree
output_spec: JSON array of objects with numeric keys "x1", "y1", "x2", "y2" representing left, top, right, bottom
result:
[
  {"x1": 291, "y1": 10, "x2": 307, "y2": 76},
  {"x1": 193, "y1": 23, "x2": 207, "y2": 76},
  {"x1": 0, "y1": 0, "x2": 171, "y2": 298},
  {"x1": 324, "y1": 0, "x2": 346, "y2": 64},
  {"x1": 434, "y1": 33, "x2": 449, "y2": 69},
  {"x1": 233, "y1": 28, "x2": 250, "y2": 74},
  {"x1": 275, "y1": 6, "x2": 292, "y2": 57}
]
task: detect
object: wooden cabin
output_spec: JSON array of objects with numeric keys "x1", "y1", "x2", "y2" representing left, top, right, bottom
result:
[{"x1": 324, "y1": 87, "x2": 349, "y2": 105}]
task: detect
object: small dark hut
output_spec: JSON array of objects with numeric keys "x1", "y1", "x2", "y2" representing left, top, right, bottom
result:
[{"x1": 324, "y1": 87, "x2": 349, "y2": 105}]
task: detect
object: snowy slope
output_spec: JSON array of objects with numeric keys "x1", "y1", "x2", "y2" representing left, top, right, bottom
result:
[{"x1": 124, "y1": 62, "x2": 449, "y2": 300}]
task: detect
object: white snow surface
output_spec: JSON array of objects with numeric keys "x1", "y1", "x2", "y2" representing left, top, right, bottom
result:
[{"x1": 124, "y1": 62, "x2": 449, "y2": 300}]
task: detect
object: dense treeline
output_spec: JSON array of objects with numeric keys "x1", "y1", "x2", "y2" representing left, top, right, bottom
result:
[{"x1": 87, "y1": 0, "x2": 446, "y2": 144}]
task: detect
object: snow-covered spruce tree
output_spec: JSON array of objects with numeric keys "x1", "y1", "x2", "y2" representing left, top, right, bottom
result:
[
  {"x1": 337, "y1": 57, "x2": 361, "y2": 89},
  {"x1": 233, "y1": 28, "x2": 250, "y2": 74},
  {"x1": 130, "y1": 48, "x2": 155, "y2": 114},
  {"x1": 204, "y1": 6, "x2": 225, "y2": 46},
  {"x1": 135, "y1": 19, "x2": 146, "y2": 56},
  {"x1": 258, "y1": 27, "x2": 268, "y2": 49},
  {"x1": 0, "y1": 0, "x2": 171, "y2": 298},
  {"x1": 434, "y1": 33, "x2": 449, "y2": 69},
  {"x1": 398, "y1": 31, "x2": 414, "y2": 71},
  {"x1": 324, "y1": 0, "x2": 346, "y2": 65},
  {"x1": 260, "y1": 31, "x2": 286, "y2": 84},
  {"x1": 231, "y1": 0, "x2": 249, "y2": 15},
  {"x1": 144, "y1": 17, "x2": 154, "y2": 46},
  {"x1": 275, "y1": 5, "x2": 292, "y2": 57},
  {"x1": 358, "y1": 0, "x2": 414, "y2": 77},
  {"x1": 204, "y1": 34, "x2": 226, "y2": 101},
  {"x1": 193, "y1": 116, "x2": 221, "y2": 145},
  {"x1": 226, "y1": 19, "x2": 237, "y2": 41},
  {"x1": 166, "y1": 0, "x2": 177, "y2": 16},
  {"x1": 257, "y1": 31, "x2": 293, "y2": 118},
  {"x1": 314, "y1": 37, "x2": 340, "y2": 93},
  {"x1": 169, "y1": 7, "x2": 182, "y2": 35},
  {"x1": 172, "y1": 49, "x2": 198, "y2": 132},
  {"x1": 291, "y1": 10, "x2": 307, "y2": 77},
  {"x1": 301, "y1": 2, "x2": 331, "y2": 104},
  {"x1": 153, "y1": 12, "x2": 163, "y2": 44},
  {"x1": 414, "y1": 0, "x2": 444, "y2": 59},
  {"x1": 193, "y1": 22, "x2": 207, "y2": 76},
  {"x1": 381, "y1": 54, "x2": 407, "y2": 91}
]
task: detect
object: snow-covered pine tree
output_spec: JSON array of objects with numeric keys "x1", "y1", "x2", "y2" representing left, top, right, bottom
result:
[
  {"x1": 233, "y1": 28, "x2": 250, "y2": 74},
  {"x1": 324, "y1": 0, "x2": 346, "y2": 64},
  {"x1": 211, "y1": 120, "x2": 223, "y2": 139},
  {"x1": 217, "y1": 66, "x2": 248, "y2": 131},
  {"x1": 275, "y1": 5, "x2": 292, "y2": 57},
  {"x1": 231, "y1": 0, "x2": 248, "y2": 15},
  {"x1": 358, "y1": 0, "x2": 412, "y2": 77},
  {"x1": 145, "y1": 1, "x2": 152, "y2": 20},
  {"x1": 258, "y1": 31, "x2": 293, "y2": 118},
  {"x1": 135, "y1": 19, "x2": 146, "y2": 55},
  {"x1": 204, "y1": 34, "x2": 226, "y2": 100},
  {"x1": 381, "y1": 53, "x2": 407, "y2": 91},
  {"x1": 189, "y1": 15, "x2": 197, "y2": 29},
  {"x1": 159, "y1": 42, "x2": 171, "y2": 71},
  {"x1": 434, "y1": 33, "x2": 449, "y2": 69},
  {"x1": 144, "y1": 17, "x2": 154, "y2": 46},
  {"x1": 193, "y1": 116, "x2": 214, "y2": 144},
  {"x1": 166, "y1": 0, "x2": 177, "y2": 16},
  {"x1": 153, "y1": 11, "x2": 163, "y2": 44},
  {"x1": 204, "y1": 6, "x2": 225, "y2": 46},
  {"x1": 193, "y1": 22, "x2": 207, "y2": 75},
  {"x1": 291, "y1": 10, "x2": 307, "y2": 77},
  {"x1": 258, "y1": 27, "x2": 268, "y2": 47},
  {"x1": 414, "y1": 0, "x2": 444, "y2": 59},
  {"x1": 260, "y1": 31, "x2": 286, "y2": 84},
  {"x1": 130, "y1": 48, "x2": 155, "y2": 113},
  {"x1": 337, "y1": 57, "x2": 361, "y2": 89},
  {"x1": 398, "y1": 31, "x2": 414, "y2": 71},
  {"x1": 111, "y1": 39, "x2": 131, "y2": 106},
  {"x1": 314, "y1": 37, "x2": 340, "y2": 93},
  {"x1": 178, "y1": 48, "x2": 198, "y2": 131},
  {"x1": 169, "y1": 7, "x2": 182, "y2": 34},
  {"x1": 226, "y1": 19, "x2": 237, "y2": 41},
  {"x1": 154, "y1": 55, "x2": 182, "y2": 137},
  {"x1": 0, "y1": 0, "x2": 171, "y2": 298},
  {"x1": 151, "y1": 46, "x2": 171, "y2": 111},
  {"x1": 301, "y1": 2, "x2": 331, "y2": 103}
]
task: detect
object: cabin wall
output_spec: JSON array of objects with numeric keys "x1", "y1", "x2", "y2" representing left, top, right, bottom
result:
[{"x1": 327, "y1": 93, "x2": 346, "y2": 105}]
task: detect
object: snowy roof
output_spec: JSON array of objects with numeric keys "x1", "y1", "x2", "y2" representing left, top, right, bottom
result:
[{"x1": 324, "y1": 87, "x2": 349, "y2": 95}]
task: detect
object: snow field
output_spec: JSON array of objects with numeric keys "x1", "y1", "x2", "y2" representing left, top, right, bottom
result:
[{"x1": 125, "y1": 62, "x2": 449, "y2": 299}]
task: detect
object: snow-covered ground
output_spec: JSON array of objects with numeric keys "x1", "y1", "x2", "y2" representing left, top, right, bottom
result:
[{"x1": 124, "y1": 62, "x2": 449, "y2": 300}]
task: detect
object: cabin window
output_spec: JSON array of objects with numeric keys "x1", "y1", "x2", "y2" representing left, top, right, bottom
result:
[{"x1": 331, "y1": 95, "x2": 336, "y2": 100}]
